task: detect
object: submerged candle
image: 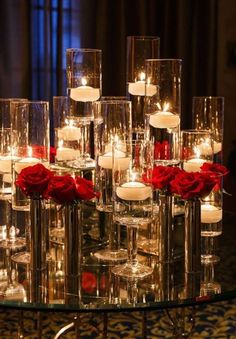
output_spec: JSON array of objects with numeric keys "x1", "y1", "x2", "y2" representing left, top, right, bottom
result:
[
  {"x1": 116, "y1": 182, "x2": 151, "y2": 201},
  {"x1": 58, "y1": 126, "x2": 81, "y2": 141},
  {"x1": 201, "y1": 204, "x2": 223, "y2": 224}
]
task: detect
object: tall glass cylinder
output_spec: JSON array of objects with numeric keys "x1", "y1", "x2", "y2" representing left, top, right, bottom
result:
[
  {"x1": 112, "y1": 140, "x2": 154, "y2": 279},
  {"x1": 192, "y1": 97, "x2": 224, "y2": 163},
  {"x1": 181, "y1": 130, "x2": 213, "y2": 172},
  {"x1": 66, "y1": 48, "x2": 102, "y2": 169},
  {"x1": 93, "y1": 99, "x2": 132, "y2": 261},
  {"x1": 0, "y1": 99, "x2": 27, "y2": 250},
  {"x1": 126, "y1": 36, "x2": 160, "y2": 140},
  {"x1": 145, "y1": 59, "x2": 181, "y2": 165},
  {"x1": 11, "y1": 101, "x2": 50, "y2": 211}
]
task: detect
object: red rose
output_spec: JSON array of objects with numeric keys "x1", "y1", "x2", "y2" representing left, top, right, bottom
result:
[
  {"x1": 46, "y1": 175, "x2": 78, "y2": 204},
  {"x1": 200, "y1": 162, "x2": 229, "y2": 176},
  {"x1": 16, "y1": 163, "x2": 53, "y2": 198},
  {"x1": 82, "y1": 272, "x2": 97, "y2": 294},
  {"x1": 150, "y1": 165, "x2": 183, "y2": 192},
  {"x1": 170, "y1": 171, "x2": 216, "y2": 199},
  {"x1": 75, "y1": 176, "x2": 98, "y2": 200}
]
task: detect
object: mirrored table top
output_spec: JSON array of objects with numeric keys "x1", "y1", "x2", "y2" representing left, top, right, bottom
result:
[{"x1": 0, "y1": 201, "x2": 235, "y2": 313}]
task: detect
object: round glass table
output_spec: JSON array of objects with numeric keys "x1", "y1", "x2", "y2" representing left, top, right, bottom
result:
[{"x1": 0, "y1": 202, "x2": 235, "y2": 337}]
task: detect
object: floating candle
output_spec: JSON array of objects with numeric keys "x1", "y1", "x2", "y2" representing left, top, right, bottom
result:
[
  {"x1": 98, "y1": 150, "x2": 130, "y2": 170},
  {"x1": 0, "y1": 155, "x2": 19, "y2": 173},
  {"x1": 116, "y1": 182, "x2": 152, "y2": 201},
  {"x1": 149, "y1": 111, "x2": 180, "y2": 129},
  {"x1": 128, "y1": 82, "x2": 157, "y2": 96},
  {"x1": 201, "y1": 204, "x2": 223, "y2": 224},
  {"x1": 14, "y1": 157, "x2": 40, "y2": 173},
  {"x1": 197, "y1": 142, "x2": 213, "y2": 156},
  {"x1": 183, "y1": 158, "x2": 206, "y2": 172},
  {"x1": 56, "y1": 148, "x2": 80, "y2": 162},
  {"x1": 57, "y1": 126, "x2": 81, "y2": 141},
  {"x1": 70, "y1": 85, "x2": 100, "y2": 102},
  {"x1": 213, "y1": 141, "x2": 222, "y2": 154}
]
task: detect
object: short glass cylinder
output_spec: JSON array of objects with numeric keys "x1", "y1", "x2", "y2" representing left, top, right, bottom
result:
[
  {"x1": 11, "y1": 100, "x2": 50, "y2": 211},
  {"x1": 126, "y1": 36, "x2": 160, "y2": 138},
  {"x1": 145, "y1": 59, "x2": 181, "y2": 165},
  {"x1": 192, "y1": 96, "x2": 224, "y2": 162},
  {"x1": 200, "y1": 172, "x2": 223, "y2": 263},
  {"x1": 181, "y1": 130, "x2": 213, "y2": 172}
]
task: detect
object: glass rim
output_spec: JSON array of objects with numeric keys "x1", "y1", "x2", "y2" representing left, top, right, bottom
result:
[
  {"x1": 192, "y1": 96, "x2": 224, "y2": 100},
  {"x1": 145, "y1": 58, "x2": 182, "y2": 62},
  {"x1": 10, "y1": 100, "x2": 49, "y2": 104},
  {"x1": 53, "y1": 96, "x2": 68, "y2": 99},
  {"x1": 0, "y1": 98, "x2": 27, "y2": 102},
  {"x1": 66, "y1": 48, "x2": 102, "y2": 53},
  {"x1": 127, "y1": 35, "x2": 160, "y2": 40},
  {"x1": 181, "y1": 129, "x2": 213, "y2": 135},
  {"x1": 94, "y1": 100, "x2": 132, "y2": 105}
]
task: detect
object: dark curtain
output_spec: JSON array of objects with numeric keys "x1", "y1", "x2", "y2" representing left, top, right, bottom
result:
[{"x1": 0, "y1": 0, "x2": 218, "y2": 128}]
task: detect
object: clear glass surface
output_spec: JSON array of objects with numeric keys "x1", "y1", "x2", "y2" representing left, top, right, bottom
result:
[{"x1": 0, "y1": 205, "x2": 235, "y2": 312}]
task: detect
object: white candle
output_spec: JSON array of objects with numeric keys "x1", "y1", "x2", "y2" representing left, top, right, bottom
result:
[
  {"x1": 0, "y1": 155, "x2": 19, "y2": 173},
  {"x1": 14, "y1": 157, "x2": 40, "y2": 173},
  {"x1": 3, "y1": 173, "x2": 12, "y2": 184},
  {"x1": 183, "y1": 158, "x2": 206, "y2": 172},
  {"x1": 57, "y1": 126, "x2": 81, "y2": 141},
  {"x1": 70, "y1": 86, "x2": 100, "y2": 102},
  {"x1": 56, "y1": 148, "x2": 80, "y2": 161},
  {"x1": 128, "y1": 82, "x2": 157, "y2": 96},
  {"x1": 98, "y1": 150, "x2": 130, "y2": 170},
  {"x1": 197, "y1": 142, "x2": 213, "y2": 156},
  {"x1": 213, "y1": 141, "x2": 222, "y2": 154},
  {"x1": 116, "y1": 182, "x2": 152, "y2": 201},
  {"x1": 201, "y1": 204, "x2": 223, "y2": 223},
  {"x1": 149, "y1": 111, "x2": 180, "y2": 129}
]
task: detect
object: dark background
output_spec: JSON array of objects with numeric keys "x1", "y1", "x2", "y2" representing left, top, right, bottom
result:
[{"x1": 0, "y1": 0, "x2": 235, "y2": 165}]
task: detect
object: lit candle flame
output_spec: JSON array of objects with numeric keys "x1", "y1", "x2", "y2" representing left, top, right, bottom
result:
[
  {"x1": 157, "y1": 101, "x2": 170, "y2": 112},
  {"x1": 81, "y1": 77, "x2": 87, "y2": 86},
  {"x1": 139, "y1": 72, "x2": 146, "y2": 81}
]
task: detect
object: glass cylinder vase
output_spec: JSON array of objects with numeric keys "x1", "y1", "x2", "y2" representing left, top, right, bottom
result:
[
  {"x1": 66, "y1": 48, "x2": 102, "y2": 169},
  {"x1": 184, "y1": 198, "x2": 201, "y2": 273},
  {"x1": 126, "y1": 36, "x2": 160, "y2": 139},
  {"x1": 158, "y1": 193, "x2": 174, "y2": 263},
  {"x1": 145, "y1": 59, "x2": 182, "y2": 166},
  {"x1": 29, "y1": 197, "x2": 47, "y2": 303},
  {"x1": 192, "y1": 96, "x2": 224, "y2": 163},
  {"x1": 11, "y1": 100, "x2": 50, "y2": 211},
  {"x1": 64, "y1": 203, "x2": 82, "y2": 304}
]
